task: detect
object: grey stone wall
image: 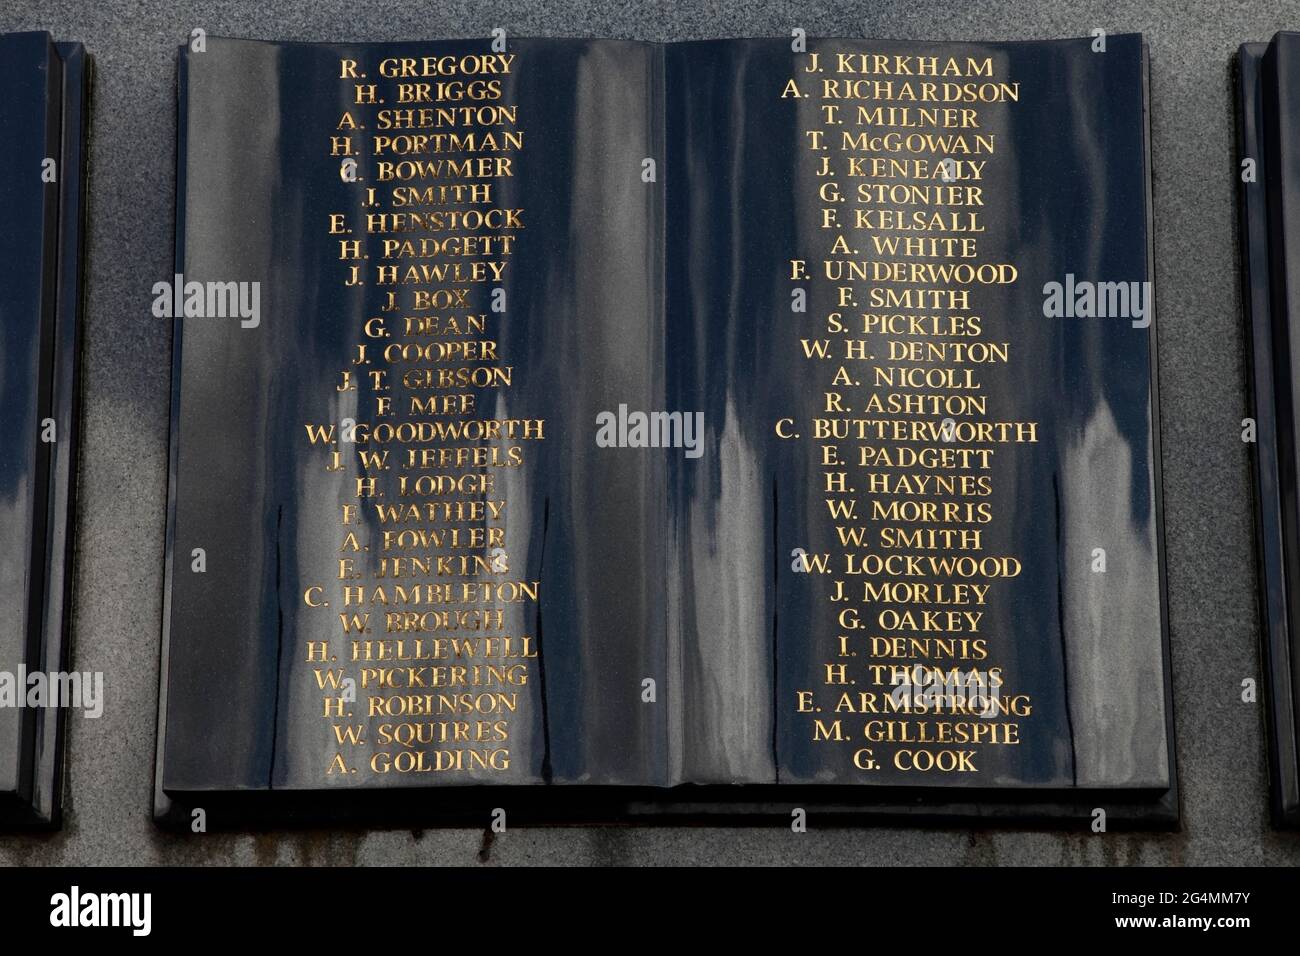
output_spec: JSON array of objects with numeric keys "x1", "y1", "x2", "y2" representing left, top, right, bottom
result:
[{"x1": 1, "y1": 0, "x2": 1296, "y2": 865}]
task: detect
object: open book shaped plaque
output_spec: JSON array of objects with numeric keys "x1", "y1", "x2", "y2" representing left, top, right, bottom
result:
[{"x1": 156, "y1": 34, "x2": 1176, "y2": 828}]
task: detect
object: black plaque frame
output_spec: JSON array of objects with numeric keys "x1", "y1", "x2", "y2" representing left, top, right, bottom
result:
[
  {"x1": 0, "y1": 34, "x2": 91, "y2": 830},
  {"x1": 1236, "y1": 35, "x2": 1300, "y2": 829}
]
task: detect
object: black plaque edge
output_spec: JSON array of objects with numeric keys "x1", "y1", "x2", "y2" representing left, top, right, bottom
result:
[
  {"x1": 32, "y1": 40, "x2": 92, "y2": 830},
  {"x1": 152, "y1": 783, "x2": 1178, "y2": 832},
  {"x1": 151, "y1": 44, "x2": 189, "y2": 831},
  {"x1": 1236, "y1": 37, "x2": 1300, "y2": 828},
  {"x1": 1139, "y1": 35, "x2": 1182, "y2": 818},
  {"x1": 152, "y1": 35, "x2": 1178, "y2": 831},
  {"x1": 0, "y1": 33, "x2": 60, "y2": 827},
  {"x1": 0, "y1": 36, "x2": 90, "y2": 830}
]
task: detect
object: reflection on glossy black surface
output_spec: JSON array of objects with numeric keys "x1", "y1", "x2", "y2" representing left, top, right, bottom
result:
[
  {"x1": 158, "y1": 35, "x2": 1175, "y2": 827},
  {"x1": 0, "y1": 32, "x2": 89, "y2": 828}
]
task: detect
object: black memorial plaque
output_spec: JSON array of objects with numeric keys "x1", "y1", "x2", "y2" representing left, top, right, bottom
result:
[
  {"x1": 1237, "y1": 31, "x2": 1300, "y2": 828},
  {"x1": 157, "y1": 35, "x2": 1176, "y2": 828},
  {"x1": 0, "y1": 31, "x2": 91, "y2": 829}
]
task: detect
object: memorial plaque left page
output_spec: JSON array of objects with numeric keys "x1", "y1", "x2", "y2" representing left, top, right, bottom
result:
[{"x1": 157, "y1": 37, "x2": 668, "y2": 824}]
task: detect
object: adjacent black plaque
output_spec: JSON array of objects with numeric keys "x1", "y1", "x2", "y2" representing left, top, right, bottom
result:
[
  {"x1": 0, "y1": 32, "x2": 91, "y2": 828},
  {"x1": 157, "y1": 35, "x2": 1176, "y2": 828},
  {"x1": 1237, "y1": 32, "x2": 1300, "y2": 828}
]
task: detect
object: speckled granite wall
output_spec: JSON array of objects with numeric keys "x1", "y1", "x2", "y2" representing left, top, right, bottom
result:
[{"x1": 0, "y1": 0, "x2": 1296, "y2": 866}]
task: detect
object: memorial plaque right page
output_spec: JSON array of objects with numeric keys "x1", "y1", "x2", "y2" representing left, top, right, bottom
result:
[{"x1": 665, "y1": 36, "x2": 1175, "y2": 798}]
